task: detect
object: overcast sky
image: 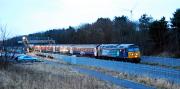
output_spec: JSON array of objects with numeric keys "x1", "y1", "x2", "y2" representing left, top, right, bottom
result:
[{"x1": 0, "y1": 0, "x2": 179, "y2": 37}]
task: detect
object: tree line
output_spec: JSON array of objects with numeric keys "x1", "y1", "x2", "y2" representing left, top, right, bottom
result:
[{"x1": 6, "y1": 9, "x2": 180, "y2": 57}]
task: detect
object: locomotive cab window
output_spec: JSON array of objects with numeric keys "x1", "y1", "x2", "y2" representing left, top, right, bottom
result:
[{"x1": 128, "y1": 47, "x2": 140, "y2": 52}]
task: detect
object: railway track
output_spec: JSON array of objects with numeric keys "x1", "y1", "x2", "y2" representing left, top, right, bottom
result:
[{"x1": 141, "y1": 56, "x2": 180, "y2": 67}]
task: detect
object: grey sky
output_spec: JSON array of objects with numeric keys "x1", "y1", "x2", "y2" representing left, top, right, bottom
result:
[{"x1": 0, "y1": 0, "x2": 179, "y2": 37}]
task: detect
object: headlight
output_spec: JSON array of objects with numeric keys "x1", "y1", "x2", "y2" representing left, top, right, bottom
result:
[
  {"x1": 130, "y1": 53, "x2": 134, "y2": 56},
  {"x1": 135, "y1": 53, "x2": 138, "y2": 56}
]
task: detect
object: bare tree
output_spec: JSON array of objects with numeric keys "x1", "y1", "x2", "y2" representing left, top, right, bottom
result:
[{"x1": 0, "y1": 24, "x2": 10, "y2": 63}]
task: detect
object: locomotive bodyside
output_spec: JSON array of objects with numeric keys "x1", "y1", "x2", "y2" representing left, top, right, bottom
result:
[{"x1": 97, "y1": 44, "x2": 120, "y2": 58}]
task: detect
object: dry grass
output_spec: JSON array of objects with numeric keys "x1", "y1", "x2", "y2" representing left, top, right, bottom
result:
[
  {"x1": 0, "y1": 57, "x2": 13, "y2": 69},
  {"x1": 136, "y1": 77, "x2": 179, "y2": 89},
  {"x1": 79, "y1": 65, "x2": 180, "y2": 89},
  {"x1": 0, "y1": 63, "x2": 124, "y2": 89}
]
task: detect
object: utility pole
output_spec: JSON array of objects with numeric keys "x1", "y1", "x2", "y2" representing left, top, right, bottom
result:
[{"x1": 119, "y1": 1, "x2": 138, "y2": 21}]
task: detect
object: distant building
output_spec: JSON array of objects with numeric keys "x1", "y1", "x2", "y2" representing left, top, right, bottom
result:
[{"x1": 18, "y1": 36, "x2": 55, "y2": 45}]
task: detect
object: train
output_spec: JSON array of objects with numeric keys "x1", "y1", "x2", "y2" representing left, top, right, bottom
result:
[{"x1": 32, "y1": 44, "x2": 141, "y2": 63}]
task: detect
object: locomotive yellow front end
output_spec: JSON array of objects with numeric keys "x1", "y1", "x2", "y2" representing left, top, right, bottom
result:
[
  {"x1": 128, "y1": 51, "x2": 141, "y2": 59},
  {"x1": 127, "y1": 45, "x2": 141, "y2": 63}
]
